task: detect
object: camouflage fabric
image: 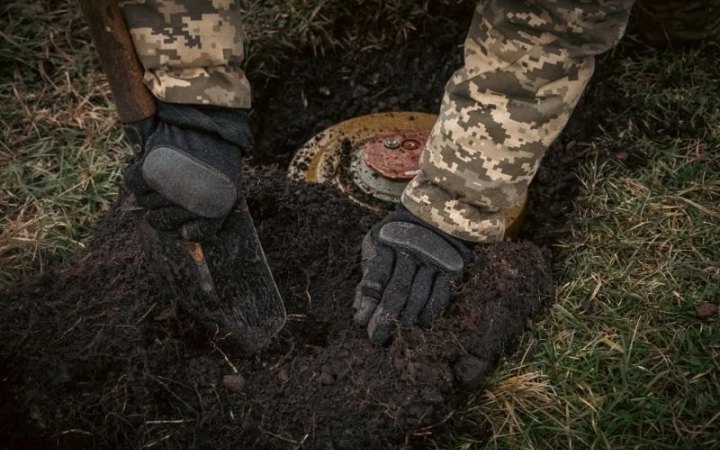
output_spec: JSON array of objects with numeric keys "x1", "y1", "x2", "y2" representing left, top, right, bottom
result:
[
  {"x1": 402, "y1": 0, "x2": 636, "y2": 243},
  {"x1": 118, "y1": 0, "x2": 251, "y2": 108}
]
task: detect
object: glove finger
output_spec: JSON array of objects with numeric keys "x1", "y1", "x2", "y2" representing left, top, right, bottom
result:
[
  {"x1": 145, "y1": 207, "x2": 196, "y2": 232},
  {"x1": 398, "y1": 266, "x2": 436, "y2": 329},
  {"x1": 124, "y1": 160, "x2": 152, "y2": 196},
  {"x1": 354, "y1": 243, "x2": 394, "y2": 326},
  {"x1": 418, "y1": 272, "x2": 452, "y2": 327},
  {"x1": 367, "y1": 252, "x2": 418, "y2": 345},
  {"x1": 180, "y1": 219, "x2": 223, "y2": 242}
]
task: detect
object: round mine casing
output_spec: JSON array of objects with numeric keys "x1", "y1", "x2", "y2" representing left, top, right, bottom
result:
[{"x1": 288, "y1": 112, "x2": 526, "y2": 236}]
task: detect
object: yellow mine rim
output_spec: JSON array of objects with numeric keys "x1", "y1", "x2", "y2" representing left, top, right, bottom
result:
[{"x1": 289, "y1": 112, "x2": 526, "y2": 235}]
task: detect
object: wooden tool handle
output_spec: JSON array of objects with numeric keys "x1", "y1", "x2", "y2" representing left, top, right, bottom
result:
[
  {"x1": 79, "y1": 1, "x2": 213, "y2": 289},
  {"x1": 183, "y1": 241, "x2": 217, "y2": 294},
  {"x1": 78, "y1": 0, "x2": 156, "y2": 123}
]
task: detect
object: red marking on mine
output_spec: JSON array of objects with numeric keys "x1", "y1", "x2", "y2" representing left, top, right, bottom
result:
[
  {"x1": 363, "y1": 131, "x2": 428, "y2": 180},
  {"x1": 402, "y1": 139, "x2": 421, "y2": 150}
]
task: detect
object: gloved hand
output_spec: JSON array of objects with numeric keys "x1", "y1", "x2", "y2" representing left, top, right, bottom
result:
[
  {"x1": 124, "y1": 101, "x2": 252, "y2": 241},
  {"x1": 354, "y1": 205, "x2": 472, "y2": 345}
]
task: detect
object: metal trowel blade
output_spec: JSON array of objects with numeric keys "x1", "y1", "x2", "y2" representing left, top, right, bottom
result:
[{"x1": 135, "y1": 198, "x2": 286, "y2": 355}]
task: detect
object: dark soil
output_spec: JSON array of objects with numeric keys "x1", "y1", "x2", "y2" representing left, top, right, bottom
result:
[
  {"x1": 249, "y1": 14, "x2": 467, "y2": 167},
  {"x1": 0, "y1": 168, "x2": 551, "y2": 449},
  {"x1": 0, "y1": 10, "x2": 588, "y2": 450}
]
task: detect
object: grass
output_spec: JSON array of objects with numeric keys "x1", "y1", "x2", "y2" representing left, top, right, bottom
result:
[
  {"x1": 239, "y1": 0, "x2": 470, "y2": 77},
  {"x1": 466, "y1": 43, "x2": 720, "y2": 449},
  {"x1": 0, "y1": 1, "x2": 126, "y2": 288},
  {"x1": 2, "y1": 0, "x2": 719, "y2": 448}
]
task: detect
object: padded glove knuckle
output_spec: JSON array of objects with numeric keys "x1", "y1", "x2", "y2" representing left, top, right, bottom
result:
[
  {"x1": 378, "y1": 222, "x2": 464, "y2": 273},
  {"x1": 142, "y1": 146, "x2": 237, "y2": 219}
]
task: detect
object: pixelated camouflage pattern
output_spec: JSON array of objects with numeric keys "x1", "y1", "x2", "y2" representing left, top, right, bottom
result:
[
  {"x1": 119, "y1": 0, "x2": 250, "y2": 108},
  {"x1": 403, "y1": 0, "x2": 636, "y2": 243}
]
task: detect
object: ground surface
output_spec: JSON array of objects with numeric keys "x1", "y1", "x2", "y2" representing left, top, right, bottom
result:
[
  {"x1": 2, "y1": 1, "x2": 719, "y2": 449},
  {"x1": 0, "y1": 169, "x2": 550, "y2": 449},
  {"x1": 0, "y1": 9, "x2": 556, "y2": 448}
]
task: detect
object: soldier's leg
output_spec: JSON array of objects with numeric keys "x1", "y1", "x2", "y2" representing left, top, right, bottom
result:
[
  {"x1": 118, "y1": 0, "x2": 250, "y2": 108},
  {"x1": 403, "y1": 0, "x2": 636, "y2": 242}
]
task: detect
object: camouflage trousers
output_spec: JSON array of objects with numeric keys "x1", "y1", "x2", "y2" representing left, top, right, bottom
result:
[
  {"x1": 118, "y1": 0, "x2": 251, "y2": 108},
  {"x1": 119, "y1": 0, "x2": 639, "y2": 243},
  {"x1": 402, "y1": 0, "x2": 637, "y2": 242}
]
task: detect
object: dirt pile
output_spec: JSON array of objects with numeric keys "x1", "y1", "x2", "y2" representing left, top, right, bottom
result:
[{"x1": 0, "y1": 168, "x2": 551, "y2": 449}]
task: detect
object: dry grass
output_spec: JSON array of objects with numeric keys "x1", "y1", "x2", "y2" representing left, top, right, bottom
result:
[
  {"x1": 465, "y1": 42, "x2": 720, "y2": 449},
  {"x1": 239, "y1": 0, "x2": 471, "y2": 77},
  {"x1": 0, "y1": 1, "x2": 123, "y2": 288}
]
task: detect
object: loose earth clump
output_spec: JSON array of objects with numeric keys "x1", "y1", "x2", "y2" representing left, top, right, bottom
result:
[{"x1": 0, "y1": 168, "x2": 551, "y2": 449}]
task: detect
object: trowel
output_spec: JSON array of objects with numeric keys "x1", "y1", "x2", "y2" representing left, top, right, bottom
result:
[{"x1": 79, "y1": 0, "x2": 286, "y2": 354}]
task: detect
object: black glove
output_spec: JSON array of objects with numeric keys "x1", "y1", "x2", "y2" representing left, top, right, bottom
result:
[
  {"x1": 354, "y1": 205, "x2": 472, "y2": 345},
  {"x1": 124, "y1": 101, "x2": 252, "y2": 241}
]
